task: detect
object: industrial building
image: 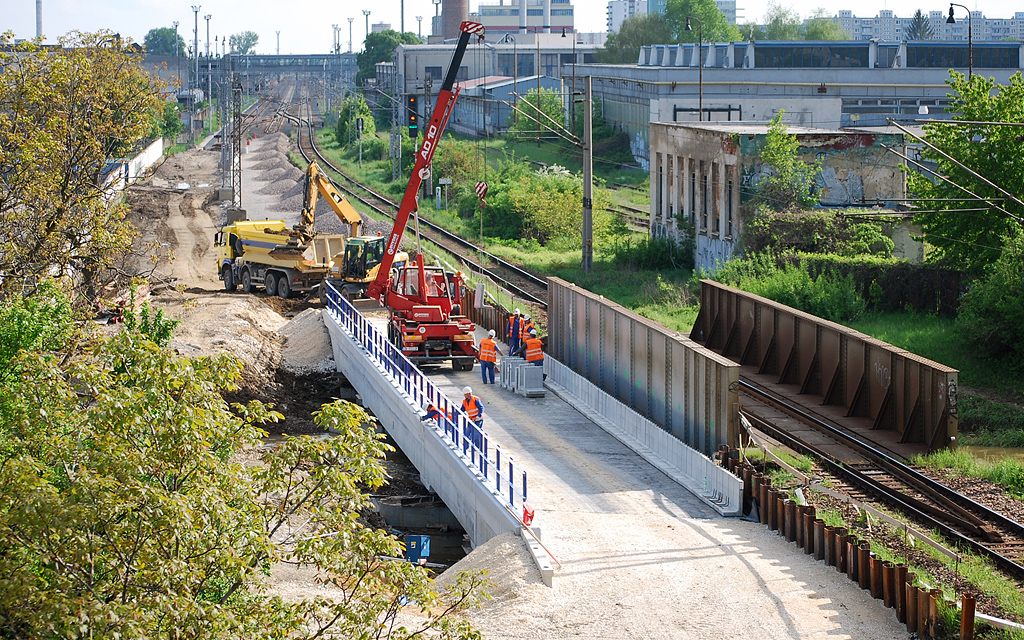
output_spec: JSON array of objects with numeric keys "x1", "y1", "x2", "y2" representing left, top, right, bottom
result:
[
  {"x1": 570, "y1": 39, "x2": 1024, "y2": 167},
  {"x1": 648, "y1": 123, "x2": 906, "y2": 270}
]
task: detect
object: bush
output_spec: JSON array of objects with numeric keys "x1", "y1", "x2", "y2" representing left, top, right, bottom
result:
[
  {"x1": 743, "y1": 209, "x2": 893, "y2": 257},
  {"x1": 714, "y1": 255, "x2": 866, "y2": 322},
  {"x1": 955, "y1": 235, "x2": 1024, "y2": 368},
  {"x1": 0, "y1": 281, "x2": 76, "y2": 386},
  {"x1": 610, "y1": 233, "x2": 694, "y2": 272}
]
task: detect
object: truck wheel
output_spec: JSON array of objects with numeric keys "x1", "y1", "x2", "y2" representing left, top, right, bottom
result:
[
  {"x1": 223, "y1": 268, "x2": 237, "y2": 292},
  {"x1": 265, "y1": 272, "x2": 278, "y2": 297},
  {"x1": 278, "y1": 276, "x2": 291, "y2": 299},
  {"x1": 241, "y1": 269, "x2": 254, "y2": 294}
]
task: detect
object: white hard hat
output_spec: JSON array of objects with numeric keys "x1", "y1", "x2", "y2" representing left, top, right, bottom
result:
[
  {"x1": 514, "y1": 308, "x2": 521, "y2": 315},
  {"x1": 529, "y1": 329, "x2": 537, "y2": 336},
  {"x1": 524, "y1": 314, "x2": 531, "y2": 320},
  {"x1": 462, "y1": 386, "x2": 473, "y2": 395},
  {"x1": 488, "y1": 329, "x2": 496, "y2": 337}
]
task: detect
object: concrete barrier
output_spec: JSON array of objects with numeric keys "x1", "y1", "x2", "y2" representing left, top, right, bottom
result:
[{"x1": 545, "y1": 357, "x2": 742, "y2": 516}]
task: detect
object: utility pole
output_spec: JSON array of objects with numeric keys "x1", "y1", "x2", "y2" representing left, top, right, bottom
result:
[
  {"x1": 400, "y1": 0, "x2": 405, "y2": 35},
  {"x1": 581, "y1": 75, "x2": 593, "y2": 273},
  {"x1": 363, "y1": 10, "x2": 372, "y2": 48},
  {"x1": 276, "y1": 31, "x2": 280, "y2": 55},
  {"x1": 205, "y1": 14, "x2": 212, "y2": 121},
  {"x1": 348, "y1": 17, "x2": 354, "y2": 52},
  {"x1": 416, "y1": 16, "x2": 423, "y2": 38},
  {"x1": 191, "y1": 5, "x2": 201, "y2": 148},
  {"x1": 173, "y1": 21, "x2": 180, "y2": 98}
]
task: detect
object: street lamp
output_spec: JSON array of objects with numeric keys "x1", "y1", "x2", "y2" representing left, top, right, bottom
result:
[
  {"x1": 348, "y1": 17, "x2": 355, "y2": 52},
  {"x1": 685, "y1": 16, "x2": 703, "y2": 122},
  {"x1": 416, "y1": 16, "x2": 423, "y2": 38},
  {"x1": 501, "y1": 34, "x2": 517, "y2": 123},
  {"x1": 276, "y1": 31, "x2": 280, "y2": 55},
  {"x1": 432, "y1": 0, "x2": 441, "y2": 36},
  {"x1": 192, "y1": 6, "x2": 200, "y2": 91},
  {"x1": 204, "y1": 14, "x2": 211, "y2": 57},
  {"x1": 172, "y1": 21, "x2": 180, "y2": 93},
  {"x1": 562, "y1": 27, "x2": 576, "y2": 132},
  {"x1": 947, "y1": 4, "x2": 973, "y2": 80},
  {"x1": 363, "y1": 10, "x2": 371, "y2": 48}
]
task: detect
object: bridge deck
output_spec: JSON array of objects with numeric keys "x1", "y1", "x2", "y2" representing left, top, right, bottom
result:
[{"x1": 417, "y1": 329, "x2": 906, "y2": 639}]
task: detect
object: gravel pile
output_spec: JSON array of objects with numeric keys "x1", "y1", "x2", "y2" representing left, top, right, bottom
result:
[
  {"x1": 257, "y1": 178, "x2": 299, "y2": 195},
  {"x1": 279, "y1": 308, "x2": 335, "y2": 375},
  {"x1": 254, "y1": 167, "x2": 290, "y2": 182},
  {"x1": 252, "y1": 158, "x2": 289, "y2": 172}
]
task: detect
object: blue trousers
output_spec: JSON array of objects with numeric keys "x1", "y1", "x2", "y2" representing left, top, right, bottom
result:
[
  {"x1": 509, "y1": 335, "x2": 520, "y2": 356},
  {"x1": 481, "y1": 360, "x2": 495, "y2": 383}
]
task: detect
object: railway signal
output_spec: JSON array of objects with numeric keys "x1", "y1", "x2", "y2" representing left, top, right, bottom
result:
[{"x1": 407, "y1": 95, "x2": 419, "y2": 137}]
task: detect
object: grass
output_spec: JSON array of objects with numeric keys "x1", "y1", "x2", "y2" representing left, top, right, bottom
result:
[{"x1": 913, "y1": 447, "x2": 1024, "y2": 499}]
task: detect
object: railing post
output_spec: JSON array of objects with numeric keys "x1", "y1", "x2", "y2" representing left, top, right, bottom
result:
[{"x1": 508, "y1": 457, "x2": 515, "y2": 504}]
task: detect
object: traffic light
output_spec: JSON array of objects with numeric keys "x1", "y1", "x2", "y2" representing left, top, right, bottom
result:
[{"x1": 407, "y1": 95, "x2": 419, "y2": 137}]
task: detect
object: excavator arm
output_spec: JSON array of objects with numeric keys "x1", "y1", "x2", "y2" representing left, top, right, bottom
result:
[
  {"x1": 366, "y1": 21, "x2": 486, "y2": 303},
  {"x1": 297, "y1": 160, "x2": 362, "y2": 242}
]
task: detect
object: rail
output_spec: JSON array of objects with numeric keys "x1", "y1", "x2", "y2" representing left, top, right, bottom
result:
[{"x1": 323, "y1": 281, "x2": 528, "y2": 513}]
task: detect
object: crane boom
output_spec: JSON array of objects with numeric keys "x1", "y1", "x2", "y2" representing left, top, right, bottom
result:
[{"x1": 367, "y1": 21, "x2": 485, "y2": 302}]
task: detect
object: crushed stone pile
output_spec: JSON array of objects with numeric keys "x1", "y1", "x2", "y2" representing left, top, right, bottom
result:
[
  {"x1": 257, "y1": 178, "x2": 299, "y2": 195},
  {"x1": 279, "y1": 308, "x2": 335, "y2": 374},
  {"x1": 255, "y1": 167, "x2": 290, "y2": 182}
]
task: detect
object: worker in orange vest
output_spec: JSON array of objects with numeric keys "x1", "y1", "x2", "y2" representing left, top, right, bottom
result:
[
  {"x1": 507, "y1": 308, "x2": 523, "y2": 356},
  {"x1": 520, "y1": 313, "x2": 536, "y2": 344},
  {"x1": 523, "y1": 329, "x2": 544, "y2": 366},
  {"x1": 461, "y1": 386, "x2": 485, "y2": 452},
  {"x1": 478, "y1": 329, "x2": 502, "y2": 384}
]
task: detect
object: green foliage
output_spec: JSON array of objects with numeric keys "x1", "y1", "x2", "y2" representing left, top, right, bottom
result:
[
  {"x1": 754, "y1": 2, "x2": 803, "y2": 39},
  {"x1": 665, "y1": 0, "x2": 742, "y2": 42},
  {"x1": 955, "y1": 234, "x2": 1024, "y2": 367},
  {"x1": 742, "y1": 6, "x2": 847, "y2": 40},
  {"x1": 0, "y1": 281, "x2": 75, "y2": 386},
  {"x1": 336, "y1": 93, "x2": 376, "y2": 145},
  {"x1": 905, "y1": 10, "x2": 935, "y2": 40},
  {"x1": 0, "y1": 333, "x2": 487, "y2": 638},
  {"x1": 123, "y1": 301, "x2": 179, "y2": 348},
  {"x1": 433, "y1": 134, "x2": 483, "y2": 186},
  {"x1": 714, "y1": 254, "x2": 866, "y2": 322},
  {"x1": 597, "y1": 13, "x2": 674, "y2": 64},
  {"x1": 754, "y1": 111, "x2": 820, "y2": 211},
  {"x1": 229, "y1": 30, "x2": 259, "y2": 54},
  {"x1": 143, "y1": 26, "x2": 186, "y2": 56},
  {"x1": 459, "y1": 163, "x2": 618, "y2": 249},
  {"x1": 610, "y1": 231, "x2": 695, "y2": 271},
  {"x1": 357, "y1": 30, "x2": 421, "y2": 84},
  {"x1": 956, "y1": 394, "x2": 1024, "y2": 447},
  {"x1": 506, "y1": 88, "x2": 564, "y2": 142},
  {"x1": 154, "y1": 99, "x2": 183, "y2": 139},
  {"x1": 743, "y1": 209, "x2": 893, "y2": 257},
  {"x1": 569, "y1": 96, "x2": 636, "y2": 165},
  {"x1": 908, "y1": 71, "x2": 1024, "y2": 273},
  {"x1": 914, "y1": 448, "x2": 1024, "y2": 499}
]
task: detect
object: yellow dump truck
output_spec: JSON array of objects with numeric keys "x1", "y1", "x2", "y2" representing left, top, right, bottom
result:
[{"x1": 215, "y1": 220, "x2": 346, "y2": 298}]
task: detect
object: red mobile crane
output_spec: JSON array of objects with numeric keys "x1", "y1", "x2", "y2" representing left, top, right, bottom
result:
[{"x1": 366, "y1": 21, "x2": 486, "y2": 370}]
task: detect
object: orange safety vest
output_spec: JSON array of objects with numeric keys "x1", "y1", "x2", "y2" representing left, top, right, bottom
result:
[
  {"x1": 462, "y1": 395, "x2": 483, "y2": 421},
  {"x1": 520, "y1": 320, "x2": 535, "y2": 341},
  {"x1": 524, "y1": 338, "x2": 544, "y2": 362},
  {"x1": 508, "y1": 315, "x2": 521, "y2": 339},
  {"x1": 479, "y1": 338, "x2": 498, "y2": 362}
]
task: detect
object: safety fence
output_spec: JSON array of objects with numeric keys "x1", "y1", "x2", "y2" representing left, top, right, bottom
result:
[
  {"x1": 323, "y1": 282, "x2": 527, "y2": 511},
  {"x1": 546, "y1": 357, "x2": 742, "y2": 515},
  {"x1": 547, "y1": 278, "x2": 740, "y2": 456}
]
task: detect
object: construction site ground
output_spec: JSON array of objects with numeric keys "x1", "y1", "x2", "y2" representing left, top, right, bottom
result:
[{"x1": 127, "y1": 131, "x2": 908, "y2": 638}]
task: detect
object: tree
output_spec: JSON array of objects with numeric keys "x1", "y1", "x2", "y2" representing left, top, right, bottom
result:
[
  {"x1": 230, "y1": 30, "x2": 259, "y2": 54},
  {"x1": 143, "y1": 26, "x2": 186, "y2": 56},
  {"x1": 908, "y1": 71, "x2": 1024, "y2": 273},
  {"x1": 956, "y1": 234, "x2": 1024, "y2": 366},
  {"x1": 804, "y1": 9, "x2": 849, "y2": 40},
  {"x1": 336, "y1": 93, "x2": 376, "y2": 145},
  {"x1": 754, "y1": 110, "x2": 820, "y2": 210},
  {"x1": 505, "y1": 87, "x2": 564, "y2": 142},
  {"x1": 597, "y1": 13, "x2": 674, "y2": 64},
  {"x1": 759, "y1": 2, "x2": 803, "y2": 40},
  {"x1": 357, "y1": 30, "x2": 421, "y2": 84},
  {"x1": 665, "y1": 0, "x2": 742, "y2": 43},
  {"x1": 152, "y1": 99, "x2": 184, "y2": 140},
  {"x1": 905, "y1": 10, "x2": 934, "y2": 40},
  {"x1": 0, "y1": 310, "x2": 487, "y2": 637},
  {"x1": 0, "y1": 31, "x2": 162, "y2": 300}
]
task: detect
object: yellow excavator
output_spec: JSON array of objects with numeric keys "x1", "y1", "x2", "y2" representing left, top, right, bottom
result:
[{"x1": 298, "y1": 160, "x2": 406, "y2": 300}]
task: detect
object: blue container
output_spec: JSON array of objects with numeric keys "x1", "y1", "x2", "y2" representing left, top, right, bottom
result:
[{"x1": 405, "y1": 534, "x2": 431, "y2": 563}]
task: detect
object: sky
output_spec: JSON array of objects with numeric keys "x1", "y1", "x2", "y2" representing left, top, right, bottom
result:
[{"x1": 2, "y1": 0, "x2": 1019, "y2": 54}]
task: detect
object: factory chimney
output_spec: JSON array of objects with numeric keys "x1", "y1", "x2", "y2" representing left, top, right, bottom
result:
[
  {"x1": 442, "y1": 0, "x2": 468, "y2": 39},
  {"x1": 543, "y1": 0, "x2": 550, "y2": 33},
  {"x1": 519, "y1": 0, "x2": 527, "y2": 33},
  {"x1": 36, "y1": 0, "x2": 42, "y2": 40}
]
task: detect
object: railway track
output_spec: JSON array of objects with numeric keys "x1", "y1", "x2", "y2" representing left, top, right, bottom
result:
[
  {"x1": 281, "y1": 101, "x2": 549, "y2": 309},
  {"x1": 739, "y1": 378, "x2": 1024, "y2": 581}
]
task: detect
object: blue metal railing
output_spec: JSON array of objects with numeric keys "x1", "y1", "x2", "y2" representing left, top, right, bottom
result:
[{"x1": 323, "y1": 282, "x2": 528, "y2": 512}]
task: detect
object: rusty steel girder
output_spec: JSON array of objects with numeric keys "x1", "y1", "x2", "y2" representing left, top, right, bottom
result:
[{"x1": 691, "y1": 280, "x2": 957, "y2": 452}]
